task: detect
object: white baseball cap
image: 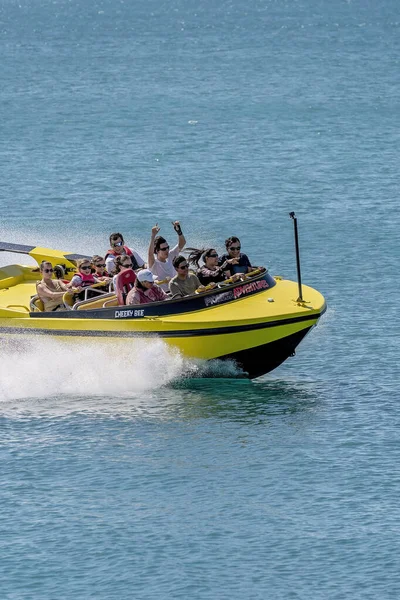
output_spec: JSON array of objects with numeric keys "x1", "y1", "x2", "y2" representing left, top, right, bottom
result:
[{"x1": 137, "y1": 269, "x2": 154, "y2": 283}]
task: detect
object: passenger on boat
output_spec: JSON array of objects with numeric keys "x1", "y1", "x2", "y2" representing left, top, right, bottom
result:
[
  {"x1": 148, "y1": 222, "x2": 186, "y2": 291},
  {"x1": 36, "y1": 261, "x2": 72, "y2": 312},
  {"x1": 169, "y1": 256, "x2": 204, "y2": 298},
  {"x1": 92, "y1": 255, "x2": 112, "y2": 282},
  {"x1": 70, "y1": 259, "x2": 99, "y2": 288},
  {"x1": 126, "y1": 269, "x2": 168, "y2": 305},
  {"x1": 105, "y1": 233, "x2": 145, "y2": 275},
  {"x1": 219, "y1": 236, "x2": 253, "y2": 275},
  {"x1": 112, "y1": 255, "x2": 135, "y2": 288},
  {"x1": 187, "y1": 247, "x2": 233, "y2": 285}
]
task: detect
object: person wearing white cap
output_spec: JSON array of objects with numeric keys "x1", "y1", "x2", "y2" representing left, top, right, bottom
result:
[{"x1": 126, "y1": 269, "x2": 168, "y2": 305}]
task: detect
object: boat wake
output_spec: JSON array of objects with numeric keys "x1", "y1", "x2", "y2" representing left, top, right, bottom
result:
[{"x1": 0, "y1": 336, "x2": 245, "y2": 402}]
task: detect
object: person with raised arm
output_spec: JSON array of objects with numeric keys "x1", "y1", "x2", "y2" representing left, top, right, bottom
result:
[{"x1": 148, "y1": 221, "x2": 186, "y2": 291}]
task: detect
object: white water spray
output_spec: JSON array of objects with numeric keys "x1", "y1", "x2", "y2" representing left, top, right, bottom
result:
[{"x1": 0, "y1": 336, "x2": 245, "y2": 402}]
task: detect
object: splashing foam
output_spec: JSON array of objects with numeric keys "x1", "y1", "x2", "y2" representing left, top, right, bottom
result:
[
  {"x1": 0, "y1": 336, "x2": 245, "y2": 401},
  {"x1": 0, "y1": 337, "x2": 186, "y2": 401}
]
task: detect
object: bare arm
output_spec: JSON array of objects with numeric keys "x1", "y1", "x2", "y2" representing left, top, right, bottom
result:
[
  {"x1": 148, "y1": 224, "x2": 160, "y2": 269},
  {"x1": 36, "y1": 282, "x2": 65, "y2": 301}
]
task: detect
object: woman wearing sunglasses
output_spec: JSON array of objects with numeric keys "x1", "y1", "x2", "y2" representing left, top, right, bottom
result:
[
  {"x1": 112, "y1": 255, "x2": 135, "y2": 287},
  {"x1": 219, "y1": 236, "x2": 253, "y2": 275},
  {"x1": 36, "y1": 261, "x2": 72, "y2": 312},
  {"x1": 92, "y1": 255, "x2": 112, "y2": 282},
  {"x1": 187, "y1": 248, "x2": 231, "y2": 286}
]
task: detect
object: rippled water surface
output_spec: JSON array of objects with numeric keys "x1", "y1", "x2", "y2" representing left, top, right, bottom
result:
[{"x1": 1, "y1": 0, "x2": 400, "y2": 598}]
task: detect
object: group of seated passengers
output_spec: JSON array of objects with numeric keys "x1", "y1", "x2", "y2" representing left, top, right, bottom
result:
[{"x1": 36, "y1": 221, "x2": 257, "y2": 309}]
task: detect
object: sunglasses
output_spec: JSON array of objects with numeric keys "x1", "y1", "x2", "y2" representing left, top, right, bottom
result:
[
  {"x1": 113, "y1": 241, "x2": 123, "y2": 247},
  {"x1": 43, "y1": 268, "x2": 53, "y2": 273},
  {"x1": 159, "y1": 246, "x2": 169, "y2": 251},
  {"x1": 178, "y1": 264, "x2": 189, "y2": 269},
  {"x1": 95, "y1": 264, "x2": 106, "y2": 268},
  {"x1": 81, "y1": 266, "x2": 92, "y2": 270},
  {"x1": 229, "y1": 246, "x2": 241, "y2": 251},
  {"x1": 208, "y1": 253, "x2": 218, "y2": 258}
]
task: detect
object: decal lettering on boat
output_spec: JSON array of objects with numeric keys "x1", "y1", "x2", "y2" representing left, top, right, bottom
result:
[
  {"x1": 204, "y1": 291, "x2": 234, "y2": 307},
  {"x1": 114, "y1": 309, "x2": 145, "y2": 319},
  {"x1": 233, "y1": 280, "x2": 269, "y2": 299}
]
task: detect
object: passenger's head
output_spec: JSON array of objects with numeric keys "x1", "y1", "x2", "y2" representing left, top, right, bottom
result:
[
  {"x1": 109, "y1": 233, "x2": 125, "y2": 254},
  {"x1": 202, "y1": 248, "x2": 219, "y2": 268},
  {"x1": 114, "y1": 255, "x2": 132, "y2": 274},
  {"x1": 136, "y1": 269, "x2": 155, "y2": 290},
  {"x1": 173, "y1": 255, "x2": 189, "y2": 277},
  {"x1": 40, "y1": 260, "x2": 54, "y2": 280},
  {"x1": 77, "y1": 258, "x2": 92, "y2": 274},
  {"x1": 188, "y1": 247, "x2": 218, "y2": 268},
  {"x1": 225, "y1": 236, "x2": 241, "y2": 257},
  {"x1": 154, "y1": 236, "x2": 169, "y2": 258},
  {"x1": 92, "y1": 255, "x2": 106, "y2": 272}
]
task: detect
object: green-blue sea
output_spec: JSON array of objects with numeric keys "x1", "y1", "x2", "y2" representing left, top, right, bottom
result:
[{"x1": 1, "y1": 0, "x2": 399, "y2": 598}]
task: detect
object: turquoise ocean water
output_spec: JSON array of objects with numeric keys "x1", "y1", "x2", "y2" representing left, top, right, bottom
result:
[{"x1": 1, "y1": 0, "x2": 400, "y2": 597}]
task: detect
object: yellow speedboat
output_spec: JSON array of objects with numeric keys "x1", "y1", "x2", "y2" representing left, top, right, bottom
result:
[{"x1": 0, "y1": 235, "x2": 326, "y2": 379}]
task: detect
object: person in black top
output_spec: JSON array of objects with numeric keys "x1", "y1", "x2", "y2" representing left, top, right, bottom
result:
[
  {"x1": 188, "y1": 248, "x2": 232, "y2": 285},
  {"x1": 218, "y1": 236, "x2": 253, "y2": 275}
]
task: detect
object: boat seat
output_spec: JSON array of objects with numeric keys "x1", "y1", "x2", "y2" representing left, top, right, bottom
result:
[
  {"x1": 114, "y1": 269, "x2": 137, "y2": 305},
  {"x1": 30, "y1": 295, "x2": 45, "y2": 312},
  {"x1": 103, "y1": 297, "x2": 118, "y2": 308},
  {"x1": 74, "y1": 293, "x2": 116, "y2": 310}
]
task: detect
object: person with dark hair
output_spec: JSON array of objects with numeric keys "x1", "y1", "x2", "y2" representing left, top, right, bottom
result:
[
  {"x1": 188, "y1": 247, "x2": 231, "y2": 285},
  {"x1": 92, "y1": 255, "x2": 112, "y2": 282},
  {"x1": 148, "y1": 221, "x2": 186, "y2": 291},
  {"x1": 219, "y1": 236, "x2": 253, "y2": 275},
  {"x1": 126, "y1": 269, "x2": 167, "y2": 305},
  {"x1": 112, "y1": 255, "x2": 135, "y2": 288},
  {"x1": 169, "y1": 255, "x2": 204, "y2": 298},
  {"x1": 105, "y1": 232, "x2": 145, "y2": 275}
]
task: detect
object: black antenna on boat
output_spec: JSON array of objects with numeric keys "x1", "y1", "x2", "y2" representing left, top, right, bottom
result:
[{"x1": 289, "y1": 212, "x2": 304, "y2": 302}]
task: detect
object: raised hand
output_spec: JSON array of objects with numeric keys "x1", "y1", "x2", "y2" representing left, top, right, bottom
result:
[{"x1": 172, "y1": 221, "x2": 183, "y2": 235}]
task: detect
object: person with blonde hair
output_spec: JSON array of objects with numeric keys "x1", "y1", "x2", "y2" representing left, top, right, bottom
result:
[{"x1": 36, "y1": 261, "x2": 71, "y2": 312}]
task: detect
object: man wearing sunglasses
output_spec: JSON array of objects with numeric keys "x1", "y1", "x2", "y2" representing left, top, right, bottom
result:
[
  {"x1": 105, "y1": 232, "x2": 145, "y2": 276},
  {"x1": 169, "y1": 255, "x2": 205, "y2": 298},
  {"x1": 148, "y1": 221, "x2": 186, "y2": 292},
  {"x1": 219, "y1": 236, "x2": 253, "y2": 275}
]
